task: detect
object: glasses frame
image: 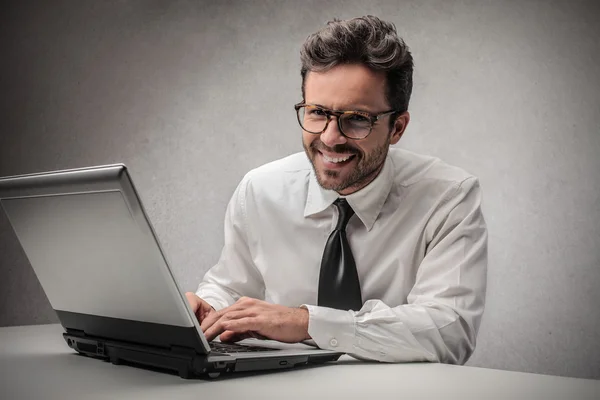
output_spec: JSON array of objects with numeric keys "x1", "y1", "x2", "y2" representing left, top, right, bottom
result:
[{"x1": 294, "y1": 102, "x2": 397, "y2": 140}]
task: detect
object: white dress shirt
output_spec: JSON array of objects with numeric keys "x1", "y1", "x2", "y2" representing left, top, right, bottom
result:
[{"x1": 196, "y1": 147, "x2": 487, "y2": 364}]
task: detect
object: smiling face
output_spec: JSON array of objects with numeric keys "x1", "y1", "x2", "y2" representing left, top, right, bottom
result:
[{"x1": 302, "y1": 63, "x2": 409, "y2": 195}]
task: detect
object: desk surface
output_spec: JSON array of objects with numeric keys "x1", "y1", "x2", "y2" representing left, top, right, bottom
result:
[{"x1": 0, "y1": 324, "x2": 598, "y2": 400}]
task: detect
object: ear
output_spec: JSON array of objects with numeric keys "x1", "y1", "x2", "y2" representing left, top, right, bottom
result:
[{"x1": 389, "y1": 112, "x2": 410, "y2": 145}]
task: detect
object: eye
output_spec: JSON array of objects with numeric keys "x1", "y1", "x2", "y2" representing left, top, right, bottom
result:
[
  {"x1": 346, "y1": 113, "x2": 370, "y2": 123},
  {"x1": 307, "y1": 108, "x2": 326, "y2": 117}
]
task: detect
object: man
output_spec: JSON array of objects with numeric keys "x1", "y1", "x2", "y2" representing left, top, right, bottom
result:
[{"x1": 186, "y1": 15, "x2": 487, "y2": 364}]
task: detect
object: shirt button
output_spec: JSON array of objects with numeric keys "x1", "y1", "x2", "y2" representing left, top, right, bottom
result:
[{"x1": 330, "y1": 338, "x2": 338, "y2": 347}]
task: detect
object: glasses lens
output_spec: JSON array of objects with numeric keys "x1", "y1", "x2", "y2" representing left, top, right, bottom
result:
[
  {"x1": 298, "y1": 106, "x2": 327, "y2": 133},
  {"x1": 340, "y1": 113, "x2": 372, "y2": 139}
]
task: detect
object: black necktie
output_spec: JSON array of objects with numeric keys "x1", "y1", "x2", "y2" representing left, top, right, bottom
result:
[{"x1": 317, "y1": 198, "x2": 362, "y2": 311}]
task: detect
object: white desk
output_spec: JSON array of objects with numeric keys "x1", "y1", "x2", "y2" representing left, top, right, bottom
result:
[{"x1": 0, "y1": 324, "x2": 597, "y2": 400}]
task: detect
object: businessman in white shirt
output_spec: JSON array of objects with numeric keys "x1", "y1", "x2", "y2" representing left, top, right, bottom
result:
[{"x1": 186, "y1": 15, "x2": 487, "y2": 364}]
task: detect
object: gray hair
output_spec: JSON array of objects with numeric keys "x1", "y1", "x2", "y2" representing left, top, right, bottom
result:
[{"x1": 300, "y1": 15, "x2": 414, "y2": 119}]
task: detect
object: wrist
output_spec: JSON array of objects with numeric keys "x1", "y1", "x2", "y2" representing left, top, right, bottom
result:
[{"x1": 298, "y1": 306, "x2": 311, "y2": 341}]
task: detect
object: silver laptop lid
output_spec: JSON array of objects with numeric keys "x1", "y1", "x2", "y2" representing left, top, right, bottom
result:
[{"x1": 0, "y1": 165, "x2": 210, "y2": 351}]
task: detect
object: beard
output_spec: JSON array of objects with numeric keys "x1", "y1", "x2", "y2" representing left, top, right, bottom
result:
[{"x1": 303, "y1": 135, "x2": 390, "y2": 193}]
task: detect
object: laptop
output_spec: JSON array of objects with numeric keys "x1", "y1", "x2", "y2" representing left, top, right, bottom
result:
[{"x1": 0, "y1": 164, "x2": 341, "y2": 378}]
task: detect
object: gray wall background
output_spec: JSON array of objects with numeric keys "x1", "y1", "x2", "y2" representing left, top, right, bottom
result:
[{"x1": 1, "y1": 0, "x2": 599, "y2": 380}]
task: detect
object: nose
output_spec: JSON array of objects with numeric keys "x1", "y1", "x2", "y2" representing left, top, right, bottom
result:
[{"x1": 320, "y1": 116, "x2": 348, "y2": 147}]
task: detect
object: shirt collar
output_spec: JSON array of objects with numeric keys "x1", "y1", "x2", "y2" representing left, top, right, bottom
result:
[{"x1": 304, "y1": 153, "x2": 394, "y2": 231}]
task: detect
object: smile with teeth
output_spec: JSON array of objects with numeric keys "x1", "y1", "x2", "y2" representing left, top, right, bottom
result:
[{"x1": 322, "y1": 153, "x2": 355, "y2": 163}]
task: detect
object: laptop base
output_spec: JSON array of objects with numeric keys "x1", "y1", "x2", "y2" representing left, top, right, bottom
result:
[{"x1": 63, "y1": 331, "x2": 341, "y2": 379}]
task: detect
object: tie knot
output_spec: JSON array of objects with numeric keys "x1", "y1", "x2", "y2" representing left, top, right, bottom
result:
[{"x1": 334, "y1": 198, "x2": 354, "y2": 230}]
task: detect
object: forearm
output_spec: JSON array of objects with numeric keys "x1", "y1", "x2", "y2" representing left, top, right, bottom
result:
[{"x1": 304, "y1": 300, "x2": 478, "y2": 364}]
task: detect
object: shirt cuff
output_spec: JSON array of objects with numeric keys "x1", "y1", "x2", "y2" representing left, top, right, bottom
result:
[{"x1": 302, "y1": 304, "x2": 356, "y2": 352}]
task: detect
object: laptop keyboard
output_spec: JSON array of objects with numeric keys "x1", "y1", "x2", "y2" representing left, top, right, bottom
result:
[{"x1": 209, "y1": 341, "x2": 275, "y2": 354}]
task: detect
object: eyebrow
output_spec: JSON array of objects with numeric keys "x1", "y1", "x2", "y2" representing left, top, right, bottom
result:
[{"x1": 311, "y1": 103, "x2": 377, "y2": 114}]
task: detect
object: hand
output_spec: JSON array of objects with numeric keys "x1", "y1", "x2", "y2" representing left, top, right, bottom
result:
[
  {"x1": 200, "y1": 297, "x2": 311, "y2": 343},
  {"x1": 185, "y1": 292, "x2": 216, "y2": 324}
]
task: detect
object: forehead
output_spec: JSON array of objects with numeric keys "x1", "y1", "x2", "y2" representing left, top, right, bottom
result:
[{"x1": 304, "y1": 64, "x2": 388, "y2": 111}]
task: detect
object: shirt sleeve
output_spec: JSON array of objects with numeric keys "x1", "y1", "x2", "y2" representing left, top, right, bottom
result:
[
  {"x1": 195, "y1": 176, "x2": 265, "y2": 311},
  {"x1": 303, "y1": 177, "x2": 487, "y2": 364}
]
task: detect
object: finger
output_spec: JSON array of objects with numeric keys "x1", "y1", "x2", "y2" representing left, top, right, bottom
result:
[
  {"x1": 200, "y1": 308, "x2": 226, "y2": 332},
  {"x1": 197, "y1": 307, "x2": 215, "y2": 325},
  {"x1": 219, "y1": 330, "x2": 252, "y2": 343},
  {"x1": 202, "y1": 310, "x2": 256, "y2": 341},
  {"x1": 220, "y1": 317, "x2": 262, "y2": 337},
  {"x1": 185, "y1": 292, "x2": 199, "y2": 313},
  {"x1": 248, "y1": 331, "x2": 269, "y2": 340},
  {"x1": 200, "y1": 301, "x2": 253, "y2": 331},
  {"x1": 199, "y1": 305, "x2": 214, "y2": 322}
]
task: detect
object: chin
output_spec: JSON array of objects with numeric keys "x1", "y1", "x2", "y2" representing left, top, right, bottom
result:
[{"x1": 316, "y1": 171, "x2": 345, "y2": 191}]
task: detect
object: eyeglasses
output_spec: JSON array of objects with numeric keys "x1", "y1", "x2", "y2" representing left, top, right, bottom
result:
[{"x1": 294, "y1": 103, "x2": 397, "y2": 140}]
